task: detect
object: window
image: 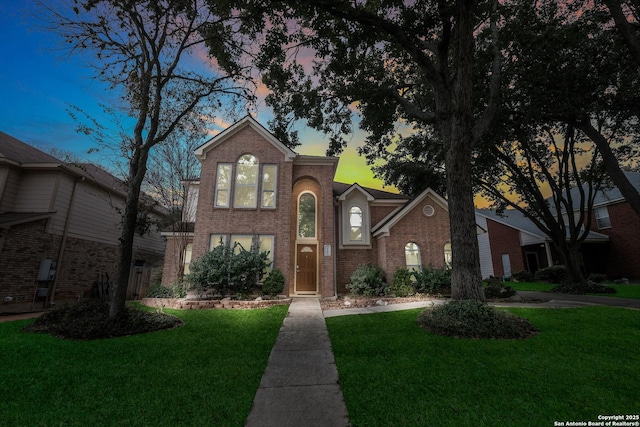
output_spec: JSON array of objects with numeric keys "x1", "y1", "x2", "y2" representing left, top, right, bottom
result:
[
  {"x1": 405, "y1": 242, "x2": 421, "y2": 272},
  {"x1": 595, "y1": 206, "x2": 611, "y2": 229},
  {"x1": 231, "y1": 235, "x2": 254, "y2": 253},
  {"x1": 444, "y1": 243, "x2": 452, "y2": 266},
  {"x1": 214, "y1": 164, "x2": 232, "y2": 207},
  {"x1": 183, "y1": 243, "x2": 193, "y2": 275},
  {"x1": 348, "y1": 206, "x2": 363, "y2": 241},
  {"x1": 234, "y1": 154, "x2": 258, "y2": 208},
  {"x1": 231, "y1": 234, "x2": 275, "y2": 276},
  {"x1": 209, "y1": 234, "x2": 227, "y2": 251},
  {"x1": 298, "y1": 193, "x2": 316, "y2": 239},
  {"x1": 261, "y1": 165, "x2": 277, "y2": 208}
]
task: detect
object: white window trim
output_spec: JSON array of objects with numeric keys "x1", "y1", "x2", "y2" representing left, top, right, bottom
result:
[
  {"x1": 214, "y1": 163, "x2": 232, "y2": 208},
  {"x1": 594, "y1": 206, "x2": 612, "y2": 229},
  {"x1": 405, "y1": 242, "x2": 421, "y2": 272},
  {"x1": 261, "y1": 164, "x2": 278, "y2": 208},
  {"x1": 348, "y1": 205, "x2": 363, "y2": 242},
  {"x1": 234, "y1": 154, "x2": 259, "y2": 208},
  {"x1": 297, "y1": 191, "x2": 317, "y2": 240}
]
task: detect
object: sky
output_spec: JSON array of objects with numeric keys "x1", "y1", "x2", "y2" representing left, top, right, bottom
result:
[{"x1": 0, "y1": 1, "x2": 392, "y2": 191}]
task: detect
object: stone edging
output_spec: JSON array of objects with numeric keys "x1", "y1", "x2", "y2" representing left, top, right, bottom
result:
[{"x1": 140, "y1": 297, "x2": 292, "y2": 310}]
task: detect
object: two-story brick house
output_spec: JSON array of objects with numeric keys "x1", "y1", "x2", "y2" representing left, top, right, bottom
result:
[{"x1": 161, "y1": 116, "x2": 452, "y2": 296}]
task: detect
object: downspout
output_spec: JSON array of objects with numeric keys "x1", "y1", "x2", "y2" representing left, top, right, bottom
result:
[
  {"x1": 48, "y1": 177, "x2": 82, "y2": 306},
  {"x1": 544, "y1": 241, "x2": 554, "y2": 268}
]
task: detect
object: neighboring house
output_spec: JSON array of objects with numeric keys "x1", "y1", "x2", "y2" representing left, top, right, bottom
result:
[
  {"x1": 476, "y1": 172, "x2": 640, "y2": 280},
  {"x1": 161, "y1": 116, "x2": 452, "y2": 296},
  {"x1": 0, "y1": 132, "x2": 165, "y2": 313}
]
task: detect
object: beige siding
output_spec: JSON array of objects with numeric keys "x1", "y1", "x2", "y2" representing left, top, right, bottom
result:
[
  {"x1": 67, "y1": 182, "x2": 123, "y2": 244},
  {"x1": 0, "y1": 168, "x2": 20, "y2": 211},
  {"x1": 12, "y1": 171, "x2": 58, "y2": 212}
]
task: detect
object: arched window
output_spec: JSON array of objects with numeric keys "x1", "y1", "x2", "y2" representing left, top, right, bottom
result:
[
  {"x1": 298, "y1": 193, "x2": 316, "y2": 238},
  {"x1": 444, "y1": 243, "x2": 452, "y2": 266},
  {"x1": 405, "y1": 242, "x2": 421, "y2": 272},
  {"x1": 234, "y1": 154, "x2": 258, "y2": 207},
  {"x1": 348, "y1": 206, "x2": 363, "y2": 241}
]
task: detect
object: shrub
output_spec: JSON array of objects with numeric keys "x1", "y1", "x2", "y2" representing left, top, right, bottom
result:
[
  {"x1": 587, "y1": 273, "x2": 608, "y2": 284},
  {"x1": 346, "y1": 264, "x2": 387, "y2": 296},
  {"x1": 550, "y1": 281, "x2": 616, "y2": 294},
  {"x1": 512, "y1": 270, "x2": 534, "y2": 282},
  {"x1": 389, "y1": 268, "x2": 415, "y2": 297},
  {"x1": 262, "y1": 268, "x2": 285, "y2": 298},
  {"x1": 413, "y1": 266, "x2": 451, "y2": 293},
  {"x1": 186, "y1": 237, "x2": 271, "y2": 296},
  {"x1": 145, "y1": 281, "x2": 188, "y2": 298},
  {"x1": 416, "y1": 300, "x2": 539, "y2": 339},
  {"x1": 534, "y1": 265, "x2": 568, "y2": 283},
  {"x1": 484, "y1": 282, "x2": 516, "y2": 299}
]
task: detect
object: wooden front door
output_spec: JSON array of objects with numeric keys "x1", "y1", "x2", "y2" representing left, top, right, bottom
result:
[{"x1": 296, "y1": 244, "x2": 317, "y2": 293}]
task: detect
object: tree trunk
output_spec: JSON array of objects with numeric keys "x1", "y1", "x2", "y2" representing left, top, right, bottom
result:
[
  {"x1": 110, "y1": 148, "x2": 150, "y2": 318},
  {"x1": 444, "y1": 0, "x2": 485, "y2": 302},
  {"x1": 556, "y1": 244, "x2": 586, "y2": 287},
  {"x1": 574, "y1": 120, "x2": 640, "y2": 217}
]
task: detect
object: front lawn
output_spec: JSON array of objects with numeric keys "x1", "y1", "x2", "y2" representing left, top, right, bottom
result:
[
  {"x1": 326, "y1": 306, "x2": 640, "y2": 427},
  {"x1": 0, "y1": 305, "x2": 288, "y2": 427},
  {"x1": 505, "y1": 281, "x2": 640, "y2": 299}
]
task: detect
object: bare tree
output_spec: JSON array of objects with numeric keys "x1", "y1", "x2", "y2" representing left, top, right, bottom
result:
[{"x1": 45, "y1": 0, "x2": 256, "y2": 317}]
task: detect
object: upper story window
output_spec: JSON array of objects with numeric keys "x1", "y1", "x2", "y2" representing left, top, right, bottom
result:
[
  {"x1": 234, "y1": 154, "x2": 258, "y2": 208},
  {"x1": 348, "y1": 206, "x2": 363, "y2": 241},
  {"x1": 262, "y1": 165, "x2": 277, "y2": 208},
  {"x1": 405, "y1": 242, "x2": 421, "y2": 272},
  {"x1": 298, "y1": 192, "x2": 316, "y2": 239},
  {"x1": 214, "y1": 164, "x2": 232, "y2": 207},
  {"x1": 594, "y1": 206, "x2": 611, "y2": 229}
]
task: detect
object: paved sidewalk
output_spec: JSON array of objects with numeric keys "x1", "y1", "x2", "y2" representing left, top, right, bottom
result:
[{"x1": 245, "y1": 298, "x2": 350, "y2": 427}]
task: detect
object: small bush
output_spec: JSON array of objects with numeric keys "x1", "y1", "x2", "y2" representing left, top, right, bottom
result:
[
  {"x1": 587, "y1": 273, "x2": 608, "y2": 284},
  {"x1": 417, "y1": 300, "x2": 539, "y2": 339},
  {"x1": 550, "y1": 281, "x2": 616, "y2": 295},
  {"x1": 23, "y1": 300, "x2": 183, "y2": 340},
  {"x1": 512, "y1": 270, "x2": 534, "y2": 282},
  {"x1": 534, "y1": 265, "x2": 568, "y2": 283},
  {"x1": 262, "y1": 268, "x2": 285, "y2": 298},
  {"x1": 389, "y1": 268, "x2": 415, "y2": 297},
  {"x1": 146, "y1": 281, "x2": 188, "y2": 298},
  {"x1": 413, "y1": 266, "x2": 451, "y2": 294},
  {"x1": 484, "y1": 276, "x2": 516, "y2": 299},
  {"x1": 346, "y1": 264, "x2": 387, "y2": 296}
]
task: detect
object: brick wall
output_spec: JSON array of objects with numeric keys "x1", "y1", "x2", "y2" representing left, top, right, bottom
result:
[
  {"x1": 192, "y1": 125, "x2": 295, "y2": 293},
  {"x1": 591, "y1": 201, "x2": 640, "y2": 279},
  {"x1": 1, "y1": 219, "x2": 163, "y2": 313},
  {"x1": 486, "y1": 219, "x2": 524, "y2": 278},
  {"x1": 376, "y1": 196, "x2": 451, "y2": 281}
]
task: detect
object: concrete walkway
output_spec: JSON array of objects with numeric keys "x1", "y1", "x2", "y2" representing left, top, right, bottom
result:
[{"x1": 245, "y1": 298, "x2": 350, "y2": 427}]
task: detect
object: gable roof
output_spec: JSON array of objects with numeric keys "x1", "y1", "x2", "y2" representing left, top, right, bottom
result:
[
  {"x1": 332, "y1": 182, "x2": 407, "y2": 201},
  {"x1": 194, "y1": 116, "x2": 297, "y2": 161},
  {"x1": 372, "y1": 188, "x2": 447, "y2": 237},
  {"x1": 476, "y1": 209, "x2": 610, "y2": 243},
  {"x1": 0, "y1": 131, "x2": 60, "y2": 165}
]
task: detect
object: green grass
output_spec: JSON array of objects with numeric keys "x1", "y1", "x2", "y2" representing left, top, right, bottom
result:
[
  {"x1": 505, "y1": 281, "x2": 640, "y2": 299},
  {"x1": 326, "y1": 306, "x2": 640, "y2": 427},
  {"x1": 0, "y1": 305, "x2": 288, "y2": 427}
]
